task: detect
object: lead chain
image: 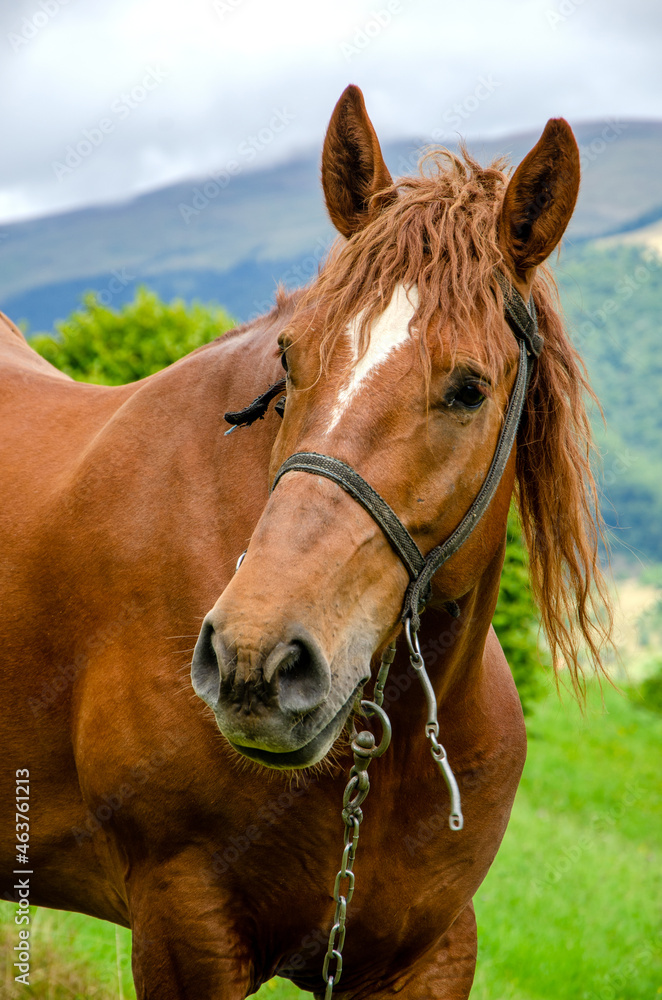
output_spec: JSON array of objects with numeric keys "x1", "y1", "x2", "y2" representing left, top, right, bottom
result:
[
  {"x1": 322, "y1": 626, "x2": 464, "y2": 998},
  {"x1": 322, "y1": 645, "x2": 394, "y2": 1000}
]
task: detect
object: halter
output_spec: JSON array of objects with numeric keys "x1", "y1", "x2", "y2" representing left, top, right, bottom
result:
[
  {"x1": 269, "y1": 272, "x2": 542, "y2": 630},
  {"x1": 224, "y1": 273, "x2": 542, "y2": 998}
]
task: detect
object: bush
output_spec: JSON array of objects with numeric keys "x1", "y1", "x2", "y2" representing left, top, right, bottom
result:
[
  {"x1": 629, "y1": 662, "x2": 662, "y2": 715},
  {"x1": 31, "y1": 287, "x2": 236, "y2": 384},
  {"x1": 639, "y1": 668, "x2": 662, "y2": 713}
]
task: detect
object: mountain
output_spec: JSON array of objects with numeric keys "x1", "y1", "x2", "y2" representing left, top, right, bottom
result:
[{"x1": 1, "y1": 119, "x2": 661, "y2": 332}]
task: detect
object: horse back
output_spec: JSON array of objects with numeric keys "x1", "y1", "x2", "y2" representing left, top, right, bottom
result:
[
  {"x1": 0, "y1": 310, "x2": 138, "y2": 508},
  {"x1": 0, "y1": 309, "x2": 70, "y2": 378}
]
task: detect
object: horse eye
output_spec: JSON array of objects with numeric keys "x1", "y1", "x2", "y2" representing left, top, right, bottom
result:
[
  {"x1": 280, "y1": 351, "x2": 289, "y2": 373},
  {"x1": 453, "y1": 383, "x2": 485, "y2": 409}
]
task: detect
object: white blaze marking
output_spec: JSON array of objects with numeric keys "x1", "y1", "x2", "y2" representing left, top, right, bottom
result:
[{"x1": 326, "y1": 284, "x2": 418, "y2": 433}]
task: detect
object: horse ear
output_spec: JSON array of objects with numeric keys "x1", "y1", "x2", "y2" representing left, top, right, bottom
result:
[
  {"x1": 322, "y1": 84, "x2": 396, "y2": 239},
  {"x1": 499, "y1": 118, "x2": 580, "y2": 281}
]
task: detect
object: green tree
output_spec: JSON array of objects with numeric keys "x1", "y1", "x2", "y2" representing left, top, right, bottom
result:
[
  {"x1": 493, "y1": 509, "x2": 547, "y2": 713},
  {"x1": 31, "y1": 287, "x2": 235, "y2": 384}
]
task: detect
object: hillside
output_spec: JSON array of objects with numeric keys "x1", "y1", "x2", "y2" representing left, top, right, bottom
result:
[
  {"x1": 555, "y1": 242, "x2": 662, "y2": 565},
  {"x1": 1, "y1": 119, "x2": 661, "y2": 331}
]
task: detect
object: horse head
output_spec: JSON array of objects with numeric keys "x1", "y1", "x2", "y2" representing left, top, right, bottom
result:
[{"x1": 191, "y1": 85, "x2": 584, "y2": 768}]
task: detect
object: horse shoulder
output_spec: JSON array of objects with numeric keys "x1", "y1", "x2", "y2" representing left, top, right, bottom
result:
[{"x1": 472, "y1": 624, "x2": 528, "y2": 792}]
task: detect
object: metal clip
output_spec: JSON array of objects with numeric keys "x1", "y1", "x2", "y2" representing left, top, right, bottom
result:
[{"x1": 404, "y1": 616, "x2": 464, "y2": 831}]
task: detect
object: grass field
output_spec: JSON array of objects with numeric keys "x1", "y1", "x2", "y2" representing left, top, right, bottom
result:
[{"x1": 2, "y1": 680, "x2": 661, "y2": 999}]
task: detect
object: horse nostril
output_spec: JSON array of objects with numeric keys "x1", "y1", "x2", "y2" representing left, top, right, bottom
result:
[
  {"x1": 192, "y1": 619, "x2": 331, "y2": 720},
  {"x1": 272, "y1": 639, "x2": 331, "y2": 715},
  {"x1": 191, "y1": 617, "x2": 222, "y2": 708}
]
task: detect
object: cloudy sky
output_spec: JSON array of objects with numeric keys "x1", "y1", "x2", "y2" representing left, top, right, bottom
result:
[{"x1": 0, "y1": 0, "x2": 659, "y2": 224}]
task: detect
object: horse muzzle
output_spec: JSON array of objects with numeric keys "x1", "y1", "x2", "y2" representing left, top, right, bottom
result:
[{"x1": 191, "y1": 614, "x2": 368, "y2": 768}]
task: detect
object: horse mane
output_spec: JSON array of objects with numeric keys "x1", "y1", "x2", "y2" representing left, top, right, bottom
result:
[
  {"x1": 290, "y1": 146, "x2": 612, "y2": 693},
  {"x1": 518, "y1": 280, "x2": 612, "y2": 697}
]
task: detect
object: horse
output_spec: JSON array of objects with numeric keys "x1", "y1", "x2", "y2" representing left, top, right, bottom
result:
[{"x1": 0, "y1": 85, "x2": 610, "y2": 999}]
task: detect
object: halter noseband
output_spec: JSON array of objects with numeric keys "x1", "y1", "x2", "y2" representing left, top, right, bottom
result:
[{"x1": 227, "y1": 272, "x2": 542, "y2": 634}]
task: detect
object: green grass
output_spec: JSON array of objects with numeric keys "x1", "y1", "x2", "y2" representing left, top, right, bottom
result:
[
  {"x1": 2, "y1": 682, "x2": 661, "y2": 999},
  {"x1": 470, "y1": 682, "x2": 662, "y2": 999}
]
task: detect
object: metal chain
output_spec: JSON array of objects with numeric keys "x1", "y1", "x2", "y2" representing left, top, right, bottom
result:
[
  {"x1": 322, "y1": 625, "x2": 463, "y2": 997},
  {"x1": 322, "y1": 645, "x2": 394, "y2": 1000}
]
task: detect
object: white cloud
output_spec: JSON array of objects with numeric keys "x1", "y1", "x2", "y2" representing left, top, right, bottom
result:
[{"x1": 0, "y1": 0, "x2": 658, "y2": 222}]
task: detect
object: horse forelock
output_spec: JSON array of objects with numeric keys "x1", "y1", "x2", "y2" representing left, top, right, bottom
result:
[{"x1": 297, "y1": 146, "x2": 520, "y2": 388}]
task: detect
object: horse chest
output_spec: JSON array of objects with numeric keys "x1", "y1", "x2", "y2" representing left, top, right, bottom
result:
[
  {"x1": 219, "y1": 755, "x2": 511, "y2": 992},
  {"x1": 261, "y1": 830, "x2": 475, "y2": 995}
]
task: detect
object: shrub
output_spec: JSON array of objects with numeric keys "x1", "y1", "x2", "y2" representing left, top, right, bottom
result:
[
  {"x1": 31, "y1": 287, "x2": 235, "y2": 384},
  {"x1": 630, "y1": 662, "x2": 662, "y2": 715},
  {"x1": 493, "y1": 509, "x2": 547, "y2": 714}
]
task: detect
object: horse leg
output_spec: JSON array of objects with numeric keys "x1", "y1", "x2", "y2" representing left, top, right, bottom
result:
[
  {"x1": 392, "y1": 902, "x2": 477, "y2": 999},
  {"x1": 407, "y1": 901, "x2": 477, "y2": 999},
  {"x1": 127, "y1": 853, "x2": 251, "y2": 1000},
  {"x1": 323, "y1": 902, "x2": 477, "y2": 1000}
]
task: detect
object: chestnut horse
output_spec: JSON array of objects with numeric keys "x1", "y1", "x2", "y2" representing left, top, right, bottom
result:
[{"x1": 0, "y1": 86, "x2": 608, "y2": 998}]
